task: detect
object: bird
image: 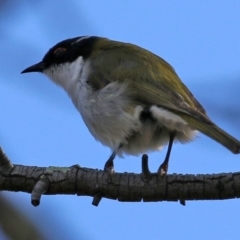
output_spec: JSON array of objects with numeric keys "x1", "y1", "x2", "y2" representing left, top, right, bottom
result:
[{"x1": 21, "y1": 36, "x2": 240, "y2": 175}]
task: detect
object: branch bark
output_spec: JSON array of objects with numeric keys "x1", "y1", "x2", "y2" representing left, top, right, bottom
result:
[{"x1": 1, "y1": 147, "x2": 239, "y2": 207}]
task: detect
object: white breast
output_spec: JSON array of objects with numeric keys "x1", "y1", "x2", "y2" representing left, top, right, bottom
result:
[{"x1": 75, "y1": 75, "x2": 144, "y2": 154}]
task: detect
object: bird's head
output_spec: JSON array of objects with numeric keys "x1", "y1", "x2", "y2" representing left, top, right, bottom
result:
[{"x1": 21, "y1": 36, "x2": 100, "y2": 88}]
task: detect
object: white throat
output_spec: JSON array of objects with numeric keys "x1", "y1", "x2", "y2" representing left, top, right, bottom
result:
[{"x1": 43, "y1": 56, "x2": 85, "y2": 95}]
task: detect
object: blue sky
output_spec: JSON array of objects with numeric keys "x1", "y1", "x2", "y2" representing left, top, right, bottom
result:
[{"x1": 1, "y1": 1, "x2": 240, "y2": 239}]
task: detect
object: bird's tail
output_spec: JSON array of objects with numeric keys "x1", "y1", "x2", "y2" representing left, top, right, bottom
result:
[{"x1": 181, "y1": 115, "x2": 240, "y2": 154}]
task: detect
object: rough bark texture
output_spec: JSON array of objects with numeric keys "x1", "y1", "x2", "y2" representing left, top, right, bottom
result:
[
  {"x1": 0, "y1": 164, "x2": 240, "y2": 203},
  {"x1": 0, "y1": 147, "x2": 239, "y2": 206}
]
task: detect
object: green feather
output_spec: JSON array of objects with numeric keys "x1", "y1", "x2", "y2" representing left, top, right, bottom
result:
[{"x1": 87, "y1": 38, "x2": 240, "y2": 153}]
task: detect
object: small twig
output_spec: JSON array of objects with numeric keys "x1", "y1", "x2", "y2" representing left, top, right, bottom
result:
[
  {"x1": 180, "y1": 199, "x2": 186, "y2": 206},
  {"x1": 31, "y1": 175, "x2": 49, "y2": 206},
  {"x1": 0, "y1": 147, "x2": 13, "y2": 173},
  {"x1": 92, "y1": 193, "x2": 103, "y2": 206}
]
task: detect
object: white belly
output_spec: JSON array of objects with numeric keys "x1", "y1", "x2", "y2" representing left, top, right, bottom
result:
[{"x1": 74, "y1": 79, "x2": 196, "y2": 156}]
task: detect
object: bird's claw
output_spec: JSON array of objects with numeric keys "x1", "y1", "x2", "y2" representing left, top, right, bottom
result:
[
  {"x1": 104, "y1": 160, "x2": 115, "y2": 176},
  {"x1": 158, "y1": 163, "x2": 168, "y2": 177}
]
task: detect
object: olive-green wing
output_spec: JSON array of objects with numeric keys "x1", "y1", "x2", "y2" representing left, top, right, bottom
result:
[
  {"x1": 128, "y1": 71, "x2": 240, "y2": 154},
  {"x1": 88, "y1": 41, "x2": 240, "y2": 153}
]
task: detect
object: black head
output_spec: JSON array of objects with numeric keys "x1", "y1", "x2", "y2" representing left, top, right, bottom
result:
[{"x1": 21, "y1": 36, "x2": 99, "y2": 74}]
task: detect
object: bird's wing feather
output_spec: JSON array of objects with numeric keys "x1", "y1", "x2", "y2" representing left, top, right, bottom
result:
[
  {"x1": 86, "y1": 41, "x2": 240, "y2": 153},
  {"x1": 88, "y1": 41, "x2": 210, "y2": 123}
]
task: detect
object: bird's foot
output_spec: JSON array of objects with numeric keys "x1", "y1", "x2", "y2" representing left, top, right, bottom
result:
[
  {"x1": 157, "y1": 162, "x2": 168, "y2": 177},
  {"x1": 104, "y1": 158, "x2": 115, "y2": 175},
  {"x1": 141, "y1": 154, "x2": 152, "y2": 181},
  {"x1": 104, "y1": 151, "x2": 116, "y2": 175}
]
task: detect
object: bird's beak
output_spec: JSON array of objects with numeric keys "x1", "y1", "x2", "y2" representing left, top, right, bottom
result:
[{"x1": 21, "y1": 61, "x2": 46, "y2": 74}]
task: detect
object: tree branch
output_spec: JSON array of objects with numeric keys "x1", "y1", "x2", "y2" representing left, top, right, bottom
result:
[{"x1": 1, "y1": 147, "x2": 239, "y2": 207}]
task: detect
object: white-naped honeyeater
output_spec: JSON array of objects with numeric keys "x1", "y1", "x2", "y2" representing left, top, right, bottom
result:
[{"x1": 21, "y1": 36, "x2": 240, "y2": 175}]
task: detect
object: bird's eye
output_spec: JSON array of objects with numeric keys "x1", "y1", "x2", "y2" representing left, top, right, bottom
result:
[{"x1": 54, "y1": 47, "x2": 66, "y2": 57}]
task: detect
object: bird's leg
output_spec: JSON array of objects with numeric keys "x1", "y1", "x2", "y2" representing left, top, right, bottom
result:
[
  {"x1": 104, "y1": 144, "x2": 123, "y2": 175},
  {"x1": 158, "y1": 131, "x2": 175, "y2": 176},
  {"x1": 104, "y1": 151, "x2": 116, "y2": 175}
]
